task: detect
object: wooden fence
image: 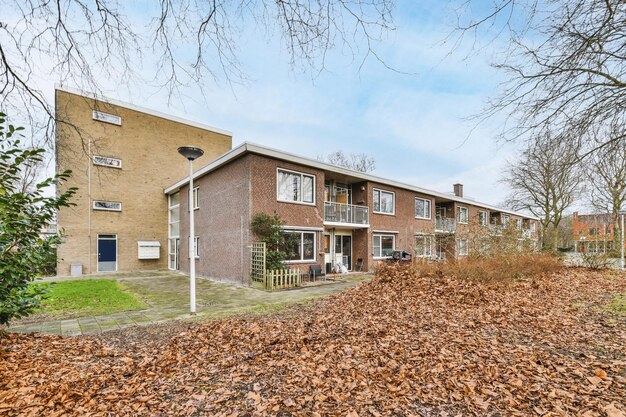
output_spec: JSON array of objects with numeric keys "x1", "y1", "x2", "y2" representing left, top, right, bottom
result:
[{"x1": 250, "y1": 241, "x2": 302, "y2": 290}]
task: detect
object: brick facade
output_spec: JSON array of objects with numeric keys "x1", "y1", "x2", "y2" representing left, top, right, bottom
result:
[{"x1": 56, "y1": 88, "x2": 232, "y2": 275}]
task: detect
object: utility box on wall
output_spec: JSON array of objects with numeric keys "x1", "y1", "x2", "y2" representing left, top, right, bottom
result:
[{"x1": 137, "y1": 241, "x2": 160, "y2": 259}]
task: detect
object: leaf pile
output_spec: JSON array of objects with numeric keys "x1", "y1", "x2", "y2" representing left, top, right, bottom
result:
[{"x1": 1, "y1": 265, "x2": 625, "y2": 416}]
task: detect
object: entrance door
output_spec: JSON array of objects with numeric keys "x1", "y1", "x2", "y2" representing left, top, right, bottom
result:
[
  {"x1": 334, "y1": 235, "x2": 352, "y2": 270},
  {"x1": 435, "y1": 206, "x2": 446, "y2": 219},
  {"x1": 98, "y1": 234, "x2": 117, "y2": 272}
]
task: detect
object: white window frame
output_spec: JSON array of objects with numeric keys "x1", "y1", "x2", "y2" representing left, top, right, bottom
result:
[
  {"x1": 283, "y1": 230, "x2": 316, "y2": 263},
  {"x1": 478, "y1": 210, "x2": 488, "y2": 227},
  {"x1": 276, "y1": 168, "x2": 316, "y2": 205},
  {"x1": 373, "y1": 233, "x2": 396, "y2": 259},
  {"x1": 194, "y1": 236, "x2": 200, "y2": 258},
  {"x1": 414, "y1": 234, "x2": 433, "y2": 258},
  {"x1": 530, "y1": 222, "x2": 536, "y2": 233},
  {"x1": 93, "y1": 200, "x2": 122, "y2": 212},
  {"x1": 93, "y1": 155, "x2": 122, "y2": 169},
  {"x1": 457, "y1": 206, "x2": 469, "y2": 224},
  {"x1": 92, "y1": 110, "x2": 122, "y2": 126},
  {"x1": 373, "y1": 188, "x2": 395, "y2": 215},
  {"x1": 502, "y1": 214, "x2": 510, "y2": 227},
  {"x1": 415, "y1": 197, "x2": 432, "y2": 220},
  {"x1": 457, "y1": 238, "x2": 469, "y2": 256},
  {"x1": 193, "y1": 186, "x2": 200, "y2": 210},
  {"x1": 515, "y1": 218, "x2": 522, "y2": 230}
]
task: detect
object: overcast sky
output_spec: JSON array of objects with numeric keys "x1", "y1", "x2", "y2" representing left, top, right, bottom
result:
[{"x1": 33, "y1": 0, "x2": 525, "y2": 207}]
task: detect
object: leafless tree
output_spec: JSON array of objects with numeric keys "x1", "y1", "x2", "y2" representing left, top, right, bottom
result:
[
  {"x1": 0, "y1": 0, "x2": 395, "y2": 145},
  {"x1": 586, "y1": 130, "x2": 626, "y2": 248},
  {"x1": 503, "y1": 135, "x2": 582, "y2": 250},
  {"x1": 317, "y1": 150, "x2": 376, "y2": 172},
  {"x1": 452, "y1": 0, "x2": 626, "y2": 157}
]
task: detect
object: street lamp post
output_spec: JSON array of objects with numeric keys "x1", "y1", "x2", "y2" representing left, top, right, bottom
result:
[
  {"x1": 177, "y1": 146, "x2": 204, "y2": 314},
  {"x1": 619, "y1": 210, "x2": 626, "y2": 269}
]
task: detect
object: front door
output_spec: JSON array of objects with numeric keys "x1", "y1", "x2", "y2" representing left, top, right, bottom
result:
[
  {"x1": 97, "y1": 234, "x2": 117, "y2": 272},
  {"x1": 334, "y1": 235, "x2": 352, "y2": 271}
]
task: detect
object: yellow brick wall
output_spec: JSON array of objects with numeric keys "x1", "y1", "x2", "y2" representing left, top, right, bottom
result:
[{"x1": 55, "y1": 89, "x2": 232, "y2": 275}]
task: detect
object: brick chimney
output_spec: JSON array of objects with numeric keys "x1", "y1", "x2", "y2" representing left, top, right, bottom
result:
[{"x1": 453, "y1": 183, "x2": 463, "y2": 198}]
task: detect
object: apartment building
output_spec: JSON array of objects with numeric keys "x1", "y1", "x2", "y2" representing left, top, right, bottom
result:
[
  {"x1": 55, "y1": 87, "x2": 232, "y2": 275},
  {"x1": 573, "y1": 211, "x2": 623, "y2": 253},
  {"x1": 164, "y1": 143, "x2": 540, "y2": 284}
]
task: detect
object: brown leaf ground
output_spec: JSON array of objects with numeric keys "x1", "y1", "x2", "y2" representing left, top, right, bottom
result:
[{"x1": 1, "y1": 265, "x2": 625, "y2": 416}]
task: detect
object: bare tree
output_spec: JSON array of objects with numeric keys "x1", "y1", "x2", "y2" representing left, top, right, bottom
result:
[
  {"x1": 0, "y1": 0, "x2": 395, "y2": 145},
  {"x1": 586, "y1": 131, "x2": 626, "y2": 249},
  {"x1": 503, "y1": 135, "x2": 582, "y2": 250},
  {"x1": 452, "y1": 0, "x2": 626, "y2": 157},
  {"x1": 318, "y1": 150, "x2": 376, "y2": 173}
]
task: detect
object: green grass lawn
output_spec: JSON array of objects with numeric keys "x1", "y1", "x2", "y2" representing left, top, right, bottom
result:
[
  {"x1": 608, "y1": 293, "x2": 626, "y2": 314},
  {"x1": 34, "y1": 279, "x2": 147, "y2": 319}
]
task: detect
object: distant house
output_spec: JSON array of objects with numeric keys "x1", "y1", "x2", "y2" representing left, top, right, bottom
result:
[{"x1": 572, "y1": 211, "x2": 623, "y2": 253}]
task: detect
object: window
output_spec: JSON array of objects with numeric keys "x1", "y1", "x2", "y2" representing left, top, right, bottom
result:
[
  {"x1": 478, "y1": 211, "x2": 488, "y2": 226},
  {"x1": 457, "y1": 206, "x2": 469, "y2": 224},
  {"x1": 92, "y1": 110, "x2": 122, "y2": 125},
  {"x1": 93, "y1": 200, "x2": 122, "y2": 211},
  {"x1": 373, "y1": 234, "x2": 395, "y2": 258},
  {"x1": 193, "y1": 187, "x2": 200, "y2": 210},
  {"x1": 194, "y1": 236, "x2": 199, "y2": 258},
  {"x1": 589, "y1": 227, "x2": 598, "y2": 236},
  {"x1": 373, "y1": 189, "x2": 395, "y2": 215},
  {"x1": 93, "y1": 155, "x2": 122, "y2": 169},
  {"x1": 457, "y1": 238, "x2": 469, "y2": 256},
  {"x1": 277, "y1": 169, "x2": 315, "y2": 204},
  {"x1": 415, "y1": 235, "x2": 433, "y2": 257},
  {"x1": 530, "y1": 223, "x2": 536, "y2": 233},
  {"x1": 415, "y1": 198, "x2": 432, "y2": 219},
  {"x1": 283, "y1": 231, "x2": 316, "y2": 262},
  {"x1": 502, "y1": 215, "x2": 510, "y2": 227},
  {"x1": 515, "y1": 219, "x2": 522, "y2": 230},
  {"x1": 168, "y1": 192, "x2": 180, "y2": 238}
]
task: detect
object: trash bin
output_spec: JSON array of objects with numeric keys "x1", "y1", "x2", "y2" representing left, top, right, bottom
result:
[{"x1": 70, "y1": 263, "x2": 82, "y2": 277}]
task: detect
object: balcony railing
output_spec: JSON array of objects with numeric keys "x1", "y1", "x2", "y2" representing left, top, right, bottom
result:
[
  {"x1": 435, "y1": 217, "x2": 456, "y2": 233},
  {"x1": 324, "y1": 201, "x2": 369, "y2": 226}
]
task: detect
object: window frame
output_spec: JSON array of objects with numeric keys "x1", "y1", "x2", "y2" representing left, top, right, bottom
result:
[
  {"x1": 283, "y1": 230, "x2": 317, "y2": 263},
  {"x1": 515, "y1": 218, "x2": 522, "y2": 230},
  {"x1": 373, "y1": 233, "x2": 396, "y2": 259},
  {"x1": 193, "y1": 186, "x2": 200, "y2": 210},
  {"x1": 457, "y1": 238, "x2": 469, "y2": 256},
  {"x1": 415, "y1": 197, "x2": 432, "y2": 220},
  {"x1": 457, "y1": 206, "x2": 469, "y2": 224},
  {"x1": 276, "y1": 168, "x2": 316, "y2": 206},
  {"x1": 502, "y1": 214, "x2": 510, "y2": 227},
  {"x1": 194, "y1": 236, "x2": 200, "y2": 258},
  {"x1": 478, "y1": 210, "x2": 488, "y2": 227},
  {"x1": 373, "y1": 188, "x2": 396, "y2": 215},
  {"x1": 414, "y1": 234, "x2": 433, "y2": 258},
  {"x1": 92, "y1": 200, "x2": 122, "y2": 212}
]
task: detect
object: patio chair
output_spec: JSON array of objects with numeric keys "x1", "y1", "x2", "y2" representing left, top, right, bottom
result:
[{"x1": 309, "y1": 265, "x2": 326, "y2": 281}]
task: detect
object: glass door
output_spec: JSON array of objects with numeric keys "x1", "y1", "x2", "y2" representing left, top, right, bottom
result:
[{"x1": 334, "y1": 235, "x2": 352, "y2": 271}]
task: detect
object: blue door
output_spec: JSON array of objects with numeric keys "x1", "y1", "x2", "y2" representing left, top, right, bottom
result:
[{"x1": 98, "y1": 235, "x2": 117, "y2": 272}]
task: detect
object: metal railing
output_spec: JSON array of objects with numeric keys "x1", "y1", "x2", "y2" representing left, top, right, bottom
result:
[
  {"x1": 324, "y1": 201, "x2": 369, "y2": 225},
  {"x1": 435, "y1": 217, "x2": 456, "y2": 233}
]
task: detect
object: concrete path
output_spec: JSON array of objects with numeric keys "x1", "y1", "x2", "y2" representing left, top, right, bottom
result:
[{"x1": 8, "y1": 272, "x2": 371, "y2": 336}]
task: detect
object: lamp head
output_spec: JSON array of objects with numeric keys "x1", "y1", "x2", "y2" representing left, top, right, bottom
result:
[{"x1": 177, "y1": 146, "x2": 204, "y2": 161}]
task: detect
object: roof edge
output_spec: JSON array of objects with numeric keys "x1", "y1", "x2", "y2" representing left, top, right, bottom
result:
[{"x1": 55, "y1": 84, "x2": 233, "y2": 137}]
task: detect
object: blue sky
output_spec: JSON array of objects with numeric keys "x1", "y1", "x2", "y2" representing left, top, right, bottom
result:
[{"x1": 36, "y1": 0, "x2": 523, "y2": 206}]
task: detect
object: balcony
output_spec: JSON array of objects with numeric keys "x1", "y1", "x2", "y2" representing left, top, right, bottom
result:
[
  {"x1": 435, "y1": 217, "x2": 456, "y2": 233},
  {"x1": 324, "y1": 201, "x2": 369, "y2": 228}
]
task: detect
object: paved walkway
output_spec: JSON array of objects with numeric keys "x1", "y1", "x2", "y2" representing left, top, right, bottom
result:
[{"x1": 8, "y1": 272, "x2": 371, "y2": 336}]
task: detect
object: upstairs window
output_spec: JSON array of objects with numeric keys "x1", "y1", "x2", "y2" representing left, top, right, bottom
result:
[
  {"x1": 193, "y1": 187, "x2": 200, "y2": 210},
  {"x1": 502, "y1": 215, "x2": 510, "y2": 227},
  {"x1": 415, "y1": 198, "x2": 432, "y2": 219},
  {"x1": 373, "y1": 189, "x2": 395, "y2": 215},
  {"x1": 457, "y1": 206, "x2": 469, "y2": 224},
  {"x1": 478, "y1": 211, "x2": 488, "y2": 226},
  {"x1": 515, "y1": 218, "x2": 522, "y2": 230},
  {"x1": 277, "y1": 169, "x2": 315, "y2": 204}
]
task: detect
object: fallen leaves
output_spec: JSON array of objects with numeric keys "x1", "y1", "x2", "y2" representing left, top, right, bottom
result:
[{"x1": 0, "y1": 264, "x2": 625, "y2": 416}]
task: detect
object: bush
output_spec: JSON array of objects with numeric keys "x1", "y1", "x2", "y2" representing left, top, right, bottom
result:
[
  {"x1": 416, "y1": 253, "x2": 562, "y2": 284},
  {"x1": 250, "y1": 213, "x2": 296, "y2": 270},
  {"x1": 580, "y1": 252, "x2": 614, "y2": 270}
]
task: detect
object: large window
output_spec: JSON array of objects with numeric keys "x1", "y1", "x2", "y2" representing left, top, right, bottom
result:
[
  {"x1": 457, "y1": 206, "x2": 469, "y2": 224},
  {"x1": 277, "y1": 169, "x2": 315, "y2": 204},
  {"x1": 373, "y1": 234, "x2": 395, "y2": 258},
  {"x1": 283, "y1": 231, "x2": 316, "y2": 262},
  {"x1": 415, "y1": 198, "x2": 432, "y2": 219},
  {"x1": 373, "y1": 189, "x2": 395, "y2": 215},
  {"x1": 457, "y1": 238, "x2": 469, "y2": 256},
  {"x1": 415, "y1": 234, "x2": 433, "y2": 257},
  {"x1": 478, "y1": 211, "x2": 488, "y2": 226}
]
